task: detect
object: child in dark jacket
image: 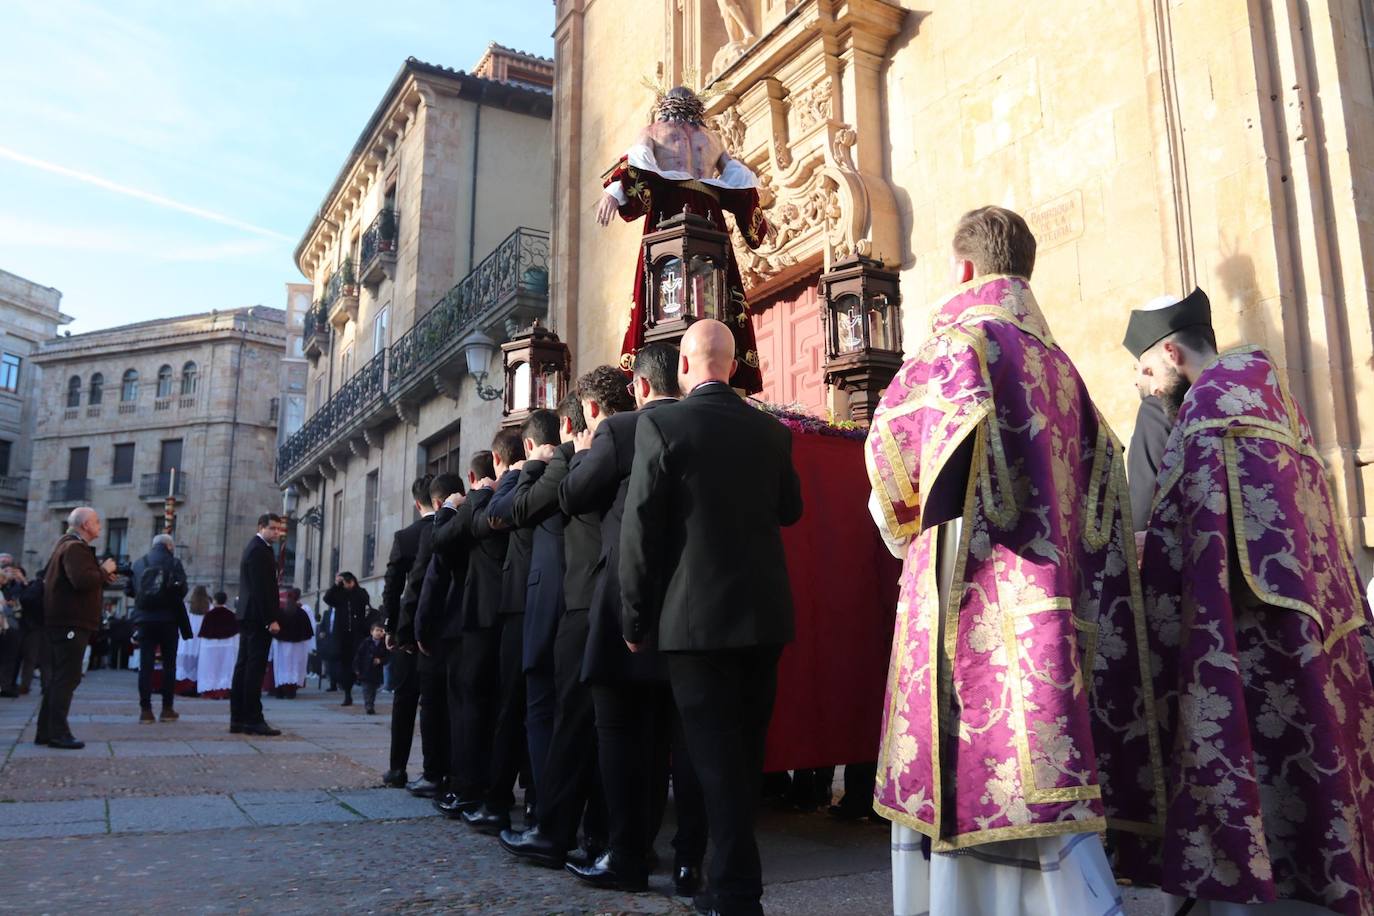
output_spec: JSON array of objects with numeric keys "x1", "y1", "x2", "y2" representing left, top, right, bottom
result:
[{"x1": 352, "y1": 623, "x2": 389, "y2": 714}]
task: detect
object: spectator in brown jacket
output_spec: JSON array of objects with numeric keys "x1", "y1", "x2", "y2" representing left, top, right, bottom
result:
[{"x1": 39, "y1": 507, "x2": 118, "y2": 749}]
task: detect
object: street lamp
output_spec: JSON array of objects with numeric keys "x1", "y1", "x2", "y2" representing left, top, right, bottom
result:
[
  {"x1": 819, "y1": 255, "x2": 904, "y2": 424},
  {"x1": 460, "y1": 330, "x2": 503, "y2": 401},
  {"x1": 500, "y1": 321, "x2": 571, "y2": 429}
]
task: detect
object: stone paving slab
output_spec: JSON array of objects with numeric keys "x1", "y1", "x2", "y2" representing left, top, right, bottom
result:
[
  {"x1": 184, "y1": 740, "x2": 259, "y2": 756},
  {"x1": 0, "y1": 798, "x2": 105, "y2": 826},
  {"x1": 110, "y1": 739, "x2": 200, "y2": 757},
  {"x1": 233, "y1": 790, "x2": 332, "y2": 806},
  {"x1": 8, "y1": 741, "x2": 113, "y2": 759},
  {"x1": 0, "y1": 819, "x2": 108, "y2": 840},
  {"x1": 330, "y1": 788, "x2": 441, "y2": 821},
  {"x1": 109, "y1": 794, "x2": 251, "y2": 833},
  {"x1": 246, "y1": 739, "x2": 323, "y2": 755},
  {"x1": 242, "y1": 801, "x2": 362, "y2": 827}
]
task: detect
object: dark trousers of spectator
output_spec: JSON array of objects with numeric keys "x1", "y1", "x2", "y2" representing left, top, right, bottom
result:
[
  {"x1": 535, "y1": 608, "x2": 604, "y2": 848},
  {"x1": 19, "y1": 625, "x2": 46, "y2": 692},
  {"x1": 483, "y1": 613, "x2": 528, "y2": 812},
  {"x1": 524, "y1": 665, "x2": 555, "y2": 815},
  {"x1": 36, "y1": 626, "x2": 92, "y2": 743},
  {"x1": 362, "y1": 682, "x2": 379, "y2": 710},
  {"x1": 136, "y1": 621, "x2": 180, "y2": 710},
  {"x1": 592, "y1": 681, "x2": 707, "y2": 874},
  {"x1": 229, "y1": 626, "x2": 272, "y2": 726},
  {"x1": 668, "y1": 646, "x2": 781, "y2": 916},
  {"x1": 0, "y1": 628, "x2": 20, "y2": 692},
  {"x1": 337, "y1": 636, "x2": 359, "y2": 699},
  {"x1": 417, "y1": 642, "x2": 451, "y2": 785},
  {"x1": 457, "y1": 626, "x2": 499, "y2": 799},
  {"x1": 388, "y1": 647, "x2": 420, "y2": 775}
]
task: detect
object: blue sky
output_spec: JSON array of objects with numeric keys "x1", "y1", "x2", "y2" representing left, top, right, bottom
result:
[{"x1": 0, "y1": 0, "x2": 555, "y2": 334}]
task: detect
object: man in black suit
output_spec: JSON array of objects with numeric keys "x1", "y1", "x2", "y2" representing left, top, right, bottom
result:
[
  {"x1": 561, "y1": 346, "x2": 707, "y2": 895},
  {"x1": 412, "y1": 472, "x2": 468, "y2": 801},
  {"x1": 380, "y1": 474, "x2": 434, "y2": 788},
  {"x1": 500, "y1": 374, "x2": 632, "y2": 869},
  {"x1": 621, "y1": 321, "x2": 803, "y2": 916},
  {"x1": 230, "y1": 513, "x2": 289, "y2": 736},
  {"x1": 431, "y1": 450, "x2": 505, "y2": 815}
]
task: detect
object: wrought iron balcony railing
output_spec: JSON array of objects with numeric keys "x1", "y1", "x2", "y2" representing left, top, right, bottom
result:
[
  {"x1": 303, "y1": 300, "x2": 330, "y2": 360},
  {"x1": 388, "y1": 227, "x2": 549, "y2": 390},
  {"x1": 275, "y1": 351, "x2": 386, "y2": 478},
  {"x1": 360, "y1": 208, "x2": 398, "y2": 278},
  {"x1": 140, "y1": 471, "x2": 189, "y2": 501},
  {"x1": 323, "y1": 256, "x2": 357, "y2": 311},
  {"x1": 49, "y1": 479, "x2": 91, "y2": 504}
]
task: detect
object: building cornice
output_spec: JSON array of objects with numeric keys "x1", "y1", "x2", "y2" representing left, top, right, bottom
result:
[{"x1": 32, "y1": 309, "x2": 285, "y2": 365}]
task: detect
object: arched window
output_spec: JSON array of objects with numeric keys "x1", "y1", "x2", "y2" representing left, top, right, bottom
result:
[
  {"x1": 180, "y1": 361, "x2": 198, "y2": 396},
  {"x1": 121, "y1": 369, "x2": 139, "y2": 402},
  {"x1": 89, "y1": 373, "x2": 103, "y2": 405},
  {"x1": 66, "y1": 375, "x2": 81, "y2": 408},
  {"x1": 156, "y1": 365, "x2": 173, "y2": 398}
]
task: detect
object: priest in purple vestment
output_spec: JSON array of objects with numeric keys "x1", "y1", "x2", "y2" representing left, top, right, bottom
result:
[
  {"x1": 866, "y1": 207, "x2": 1163, "y2": 915},
  {"x1": 1121, "y1": 289, "x2": 1374, "y2": 916}
]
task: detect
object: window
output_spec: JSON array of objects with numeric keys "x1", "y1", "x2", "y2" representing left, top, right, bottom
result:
[
  {"x1": 341, "y1": 345, "x2": 353, "y2": 380},
  {"x1": 121, "y1": 369, "x2": 139, "y2": 401},
  {"x1": 105, "y1": 518, "x2": 129, "y2": 564},
  {"x1": 330, "y1": 490, "x2": 343, "y2": 580},
  {"x1": 112, "y1": 443, "x2": 135, "y2": 484},
  {"x1": 0, "y1": 353, "x2": 21, "y2": 392},
  {"x1": 291, "y1": 336, "x2": 305, "y2": 359},
  {"x1": 66, "y1": 376, "x2": 81, "y2": 408},
  {"x1": 362, "y1": 470, "x2": 379, "y2": 577},
  {"x1": 0, "y1": 439, "x2": 11, "y2": 477},
  {"x1": 180, "y1": 361, "x2": 198, "y2": 396},
  {"x1": 153, "y1": 513, "x2": 174, "y2": 539},
  {"x1": 372, "y1": 306, "x2": 390, "y2": 357},
  {"x1": 67, "y1": 447, "x2": 89, "y2": 481},
  {"x1": 269, "y1": 397, "x2": 280, "y2": 423},
  {"x1": 423, "y1": 423, "x2": 462, "y2": 477},
  {"x1": 156, "y1": 365, "x2": 174, "y2": 398},
  {"x1": 313, "y1": 378, "x2": 323, "y2": 412},
  {"x1": 89, "y1": 373, "x2": 104, "y2": 405}
]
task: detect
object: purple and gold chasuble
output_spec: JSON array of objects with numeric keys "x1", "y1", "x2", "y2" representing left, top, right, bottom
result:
[
  {"x1": 867, "y1": 276, "x2": 1164, "y2": 851},
  {"x1": 1120, "y1": 347, "x2": 1374, "y2": 915}
]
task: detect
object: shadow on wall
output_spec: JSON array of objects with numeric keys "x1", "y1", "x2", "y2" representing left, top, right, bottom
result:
[{"x1": 1216, "y1": 235, "x2": 1266, "y2": 352}]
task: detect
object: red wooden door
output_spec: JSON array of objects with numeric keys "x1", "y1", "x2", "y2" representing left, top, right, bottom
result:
[{"x1": 752, "y1": 277, "x2": 826, "y2": 414}]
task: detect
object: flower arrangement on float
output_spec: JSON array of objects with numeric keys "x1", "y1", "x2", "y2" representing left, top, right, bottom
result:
[{"x1": 749, "y1": 399, "x2": 867, "y2": 441}]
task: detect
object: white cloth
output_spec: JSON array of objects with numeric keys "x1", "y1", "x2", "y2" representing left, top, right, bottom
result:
[
  {"x1": 1162, "y1": 896, "x2": 1339, "y2": 915},
  {"x1": 604, "y1": 141, "x2": 759, "y2": 206},
  {"x1": 175, "y1": 610, "x2": 204, "y2": 681},
  {"x1": 269, "y1": 636, "x2": 315, "y2": 687},
  {"x1": 893, "y1": 824, "x2": 1123, "y2": 916},
  {"x1": 196, "y1": 636, "x2": 239, "y2": 692}
]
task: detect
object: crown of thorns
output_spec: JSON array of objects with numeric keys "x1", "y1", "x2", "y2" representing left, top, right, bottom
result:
[{"x1": 641, "y1": 71, "x2": 728, "y2": 123}]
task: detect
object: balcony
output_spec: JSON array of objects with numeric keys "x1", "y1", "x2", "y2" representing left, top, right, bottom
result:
[
  {"x1": 303, "y1": 300, "x2": 330, "y2": 362},
  {"x1": 49, "y1": 479, "x2": 92, "y2": 505},
  {"x1": 324, "y1": 256, "x2": 359, "y2": 329},
  {"x1": 140, "y1": 471, "x2": 189, "y2": 502},
  {"x1": 360, "y1": 208, "x2": 398, "y2": 287},
  {"x1": 0, "y1": 475, "x2": 27, "y2": 507},
  {"x1": 275, "y1": 227, "x2": 550, "y2": 483}
]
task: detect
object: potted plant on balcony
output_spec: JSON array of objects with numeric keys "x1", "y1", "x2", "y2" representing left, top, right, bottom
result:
[
  {"x1": 379, "y1": 209, "x2": 396, "y2": 253},
  {"x1": 341, "y1": 256, "x2": 358, "y2": 298},
  {"x1": 521, "y1": 265, "x2": 548, "y2": 295}
]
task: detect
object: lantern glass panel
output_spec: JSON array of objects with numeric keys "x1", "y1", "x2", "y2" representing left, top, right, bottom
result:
[
  {"x1": 657, "y1": 257, "x2": 684, "y2": 321},
  {"x1": 688, "y1": 255, "x2": 722, "y2": 321},
  {"x1": 835, "y1": 293, "x2": 864, "y2": 352},
  {"x1": 538, "y1": 367, "x2": 560, "y2": 408},
  {"x1": 868, "y1": 296, "x2": 895, "y2": 350},
  {"x1": 511, "y1": 361, "x2": 531, "y2": 411}
]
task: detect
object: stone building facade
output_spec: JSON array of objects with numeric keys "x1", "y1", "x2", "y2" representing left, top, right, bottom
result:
[
  {"x1": 276, "y1": 47, "x2": 553, "y2": 608},
  {"x1": 0, "y1": 269, "x2": 71, "y2": 560},
  {"x1": 550, "y1": 0, "x2": 1374, "y2": 572},
  {"x1": 24, "y1": 307, "x2": 286, "y2": 594},
  {"x1": 279, "y1": 282, "x2": 311, "y2": 449}
]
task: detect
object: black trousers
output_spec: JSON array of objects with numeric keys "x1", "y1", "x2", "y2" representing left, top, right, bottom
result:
[
  {"x1": 592, "y1": 682, "x2": 707, "y2": 871},
  {"x1": 336, "y1": 633, "x2": 358, "y2": 694},
  {"x1": 387, "y1": 647, "x2": 420, "y2": 774},
  {"x1": 230, "y1": 625, "x2": 272, "y2": 726},
  {"x1": 536, "y1": 608, "x2": 602, "y2": 848},
  {"x1": 524, "y1": 666, "x2": 555, "y2": 811},
  {"x1": 483, "y1": 613, "x2": 528, "y2": 810},
  {"x1": 37, "y1": 626, "x2": 91, "y2": 743},
  {"x1": 418, "y1": 641, "x2": 451, "y2": 784},
  {"x1": 457, "y1": 626, "x2": 500, "y2": 799},
  {"x1": 19, "y1": 625, "x2": 46, "y2": 692},
  {"x1": 0, "y1": 628, "x2": 21, "y2": 689},
  {"x1": 668, "y1": 646, "x2": 781, "y2": 916},
  {"x1": 136, "y1": 621, "x2": 180, "y2": 709}
]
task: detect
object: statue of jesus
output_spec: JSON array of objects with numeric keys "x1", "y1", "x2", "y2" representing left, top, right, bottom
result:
[{"x1": 597, "y1": 85, "x2": 773, "y2": 393}]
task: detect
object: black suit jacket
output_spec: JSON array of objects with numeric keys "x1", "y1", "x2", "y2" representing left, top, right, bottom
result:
[
  {"x1": 424, "y1": 504, "x2": 470, "y2": 643},
  {"x1": 512, "y1": 446, "x2": 570, "y2": 672},
  {"x1": 238, "y1": 536, "x2": 281, "y2": 626},
  {"x1": 565, "y1": 401, "x2": 674, "y2": 683},
  {"x1": 434, "y1": 487, "x2": 506, "y2": 631},
  {"x1": 395, "y1": 518, "x2": 435, "y2": 646},
  {"x1": 620, "y1": 384, "x2": 802, "y2": 651},
  {"x1": 558, "y1": 450, "x2": 604, "y2": 612},
  {"x1": 382, "y1": 515, "x2": 426, "y2": 634},
  {"x1": 1127, "y1": 395, "x2": 1171, "y2": 532},
  {"x1": 487, "y1": 469, "x2": 533, "y2": 617}
]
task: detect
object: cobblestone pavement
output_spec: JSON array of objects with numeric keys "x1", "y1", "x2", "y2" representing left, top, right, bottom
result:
[{"x1": 0, "y1": 670, "x2": 1166, "y2": 914}]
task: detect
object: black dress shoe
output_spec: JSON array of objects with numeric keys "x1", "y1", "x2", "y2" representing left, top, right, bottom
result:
[
  {"x1": 380, "y1": 769, "x2": 408, "y2": 788},
  {"x1": 461, "y1": 804, "x2": 511, "y2": 835},
  {"x1": 434, "y1": 793, "x2": 481, "y2": 816},
  {"x1": 229, "y1": 722, "x2": 244, "y2": 734},
  {"x1": 241, "y1": 723, "x2": 282, "y2": 736},
  {"x1": 407, "y1": 777, "x2": 440, "y2": 798},
  {"x1": 693, "y1": 892, "x2": 720, "y2": 915},
  {"x1": 523, "y1": 801, "x2": 535, "y2": 826},
  {"x1": 565, "y1": 850, "x2": 648, "y2": 892},
  {"x1": 498, "y1": 825, "x2": 566, "y2": 868},
  {"x1": 674, "y1": 863, "x2": 703, "y2": 897},
  {"x1": 564, "y1": 843, "x2": 604, "y2": 870},
  {"x1": 47, "y1": 736, "x2": 85, "y2": 750},
  {"x1": 33, "y1": 736, "x2": 48, "y2": 746}
]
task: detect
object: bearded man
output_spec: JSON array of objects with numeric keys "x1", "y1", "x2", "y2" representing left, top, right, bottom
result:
[
  {"x1": 867, "y1": 206, "x2": 1162, "y2": 915},
  {"x1": 596, "y1": 84, "x2": 771, "y2": 393},
  {"x1": 1120, "y1": 291, "x2": 1374, "y2": 916}
]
